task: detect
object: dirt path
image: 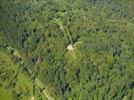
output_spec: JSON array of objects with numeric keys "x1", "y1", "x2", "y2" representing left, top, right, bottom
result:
[{"x1": 7, "y1": 47, "x2": 54, "y2": 100}]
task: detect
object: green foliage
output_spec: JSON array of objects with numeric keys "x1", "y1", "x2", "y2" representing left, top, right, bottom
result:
[{"x1": 0, "y1": 0, "x2": 134, "y2": 100}]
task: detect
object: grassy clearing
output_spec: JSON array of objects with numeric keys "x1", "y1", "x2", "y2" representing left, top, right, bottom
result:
[
  {"x1": 0, "y1": 50, "x2": 45, "y2": 100},
  {"x1": 65, "y1": 51, "x2": 77, "y2": 62},
  {"x1": 0, "y1": 87, "x2": 13, "y2": 100},
  {"x1": 65, "y1": 41, "x2": 84, "y2": 62}
]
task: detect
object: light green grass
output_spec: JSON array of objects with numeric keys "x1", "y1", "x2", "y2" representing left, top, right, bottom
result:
[
  {"x1": 0, "y1": 50, "x2": 45, "y2": 100},
  {"x1": 0, "y1": 87, "x2": 13, "y2": 100},
  {"x1": 65, "y1": 51, "x2": 77, "y2": 62}
]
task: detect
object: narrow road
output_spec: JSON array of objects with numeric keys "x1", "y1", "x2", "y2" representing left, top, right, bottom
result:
[
  {"x1": 54, "y1": 18, "x2": 73, "y2": 44},
  {"x1": 35, "y1": 78, "x2": 53, "y2": 100},
  {"x1": 7, "y1": 47, "x2": 54, "y2": 100}
]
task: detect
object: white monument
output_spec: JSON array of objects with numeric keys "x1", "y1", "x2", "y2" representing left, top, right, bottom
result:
[{"x1": 67, "y1": 44, "x2": 74, "y2": 51}]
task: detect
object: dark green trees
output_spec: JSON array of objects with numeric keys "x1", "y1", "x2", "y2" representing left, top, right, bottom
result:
[{"x1": 0, "y1": 0, "x2": 134, "y2": 100}]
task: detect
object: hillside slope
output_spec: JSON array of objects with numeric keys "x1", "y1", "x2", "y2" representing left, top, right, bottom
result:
[{"x1": 0, "y1": 0, "x2": 134, "y2": 100}]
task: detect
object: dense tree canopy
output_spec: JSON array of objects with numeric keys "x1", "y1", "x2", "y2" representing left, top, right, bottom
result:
[{"x1": 0, "y1": 0, "x2": 134, "y2": 100}]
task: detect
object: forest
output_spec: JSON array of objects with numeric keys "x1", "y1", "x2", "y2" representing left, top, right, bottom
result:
[{"x1": 0, "y1": 0, "x2": 134, "y2": 100}]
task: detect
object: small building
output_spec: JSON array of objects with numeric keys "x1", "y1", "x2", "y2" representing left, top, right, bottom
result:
[
  {"x1": 31, "y1": 97, "x2": 34, "y2": 100},
  {"x1": 67, "y1": 44, "x2": 74, "y2": 51}
]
